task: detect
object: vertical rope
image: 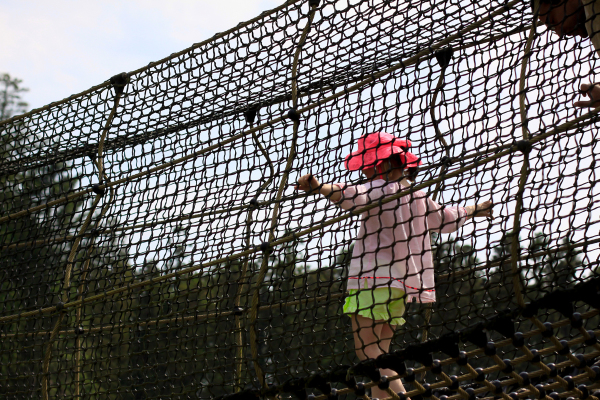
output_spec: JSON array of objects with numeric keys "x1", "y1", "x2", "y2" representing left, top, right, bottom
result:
[
  {"x1": 41, "y1": 77, "x2": 126, "y2": 400},
  {"x1": 74, "y1": 169, "x2": 115, "y2": 399},
  {"x1": 510, "y1": 21, "x2": 537, "y2": 309},
  {"x1": 41, "y1": 196, "x2": 101, "y2": 400},
  {"x1": 234, "y1": 119, "x2": 275, "y2": 391},
  {"x1": 247, "y1": 2, "x2": 318, "y2": 390},
  {"x1": 420, "y1": 51, "x2": 452, "y2": 361}
]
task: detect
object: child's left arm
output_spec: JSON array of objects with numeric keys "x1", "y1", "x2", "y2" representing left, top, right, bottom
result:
[
  {"x1": 427, "y1": 197, "x2": 494, "y2": 233},
  {"x1": 464, "y1": 200, "x2": 494, "y2": 220}
]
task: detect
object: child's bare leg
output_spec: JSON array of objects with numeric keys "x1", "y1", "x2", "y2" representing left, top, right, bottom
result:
[
  {"x1": 351, "y1": 315, "x2": 384, "y2": 360},
  {"x1": 378, "y1": 323, "x2": 408, "y2": 397},
  {"x1": 351, "y1": 316, "x2": 407, "y2": 399}
]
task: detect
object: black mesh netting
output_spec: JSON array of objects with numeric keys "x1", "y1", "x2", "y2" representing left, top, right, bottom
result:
[{"x1": 1, "y1": 0, "x2": 600, "y2": 399}]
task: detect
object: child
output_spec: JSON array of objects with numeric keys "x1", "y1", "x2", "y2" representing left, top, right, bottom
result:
[{"x1": 296, "y1": 132, "x2": 493, "y2": 399}]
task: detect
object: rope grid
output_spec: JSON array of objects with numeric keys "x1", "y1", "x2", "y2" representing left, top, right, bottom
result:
[{"x1": 1, "y1": 0, "x2": 600, "y2": 399}]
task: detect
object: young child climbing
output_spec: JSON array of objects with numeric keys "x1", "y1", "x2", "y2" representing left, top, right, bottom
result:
[{"x1": 295, "y1": 132, "x2": 493, "y2": 399}]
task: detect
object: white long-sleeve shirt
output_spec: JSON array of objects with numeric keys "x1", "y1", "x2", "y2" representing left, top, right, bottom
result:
[{"x1": 333, "y1": 179, "x2": 467, "y2": 303}]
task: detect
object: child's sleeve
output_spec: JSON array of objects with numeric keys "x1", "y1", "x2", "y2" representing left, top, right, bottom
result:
[
  {"x1": 423, "y1": 194, "x2": 467, "y2": 233},
  {"x1": 331, "y1": 184, "x2": 384, "y2": 211}
]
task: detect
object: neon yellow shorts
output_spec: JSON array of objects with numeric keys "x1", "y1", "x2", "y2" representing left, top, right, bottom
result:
[{"x1": 343, "y1": 288, "x2": 407, "y2": 326}]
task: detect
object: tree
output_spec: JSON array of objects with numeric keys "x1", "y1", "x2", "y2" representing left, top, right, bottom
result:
[{"x1": 0, "y1": 73, "x2": 28, "y2": 121}]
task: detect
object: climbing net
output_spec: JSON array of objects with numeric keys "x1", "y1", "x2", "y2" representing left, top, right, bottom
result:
[{"x1": 1, "y1": 0, "x2": 600, "y2": 399}]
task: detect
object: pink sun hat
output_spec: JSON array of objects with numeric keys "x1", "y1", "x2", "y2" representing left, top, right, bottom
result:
[{"x1": 344, "y1": 132, "x2": 422, "y2": 171}]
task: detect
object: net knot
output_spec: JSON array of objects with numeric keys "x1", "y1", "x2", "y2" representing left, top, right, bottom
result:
[
  {"x1": 492, "y1": 381, "x2": 503, "y2": 395},
  {"x1": 110, "y1": 72, "x2": 129, "y2": 96},
  {"x1": 529, "y1": 349, "x2": 541, "y2": 364},
  {"x1": 328, "y1": 388, "x2": 338, "y2": 400},
  {"x1": 449, "y1": 376, "x2": 459, "y2": 390},
  {"x1": 74, "y1": 326, "x2": 85, "y2": 335},
  {"x1": 535, "y1": 384, "x2": 546, "y2": 399},
  {"x1": 514, "y1": 140, "x2": 532, "y2": 154},
  {"x1": 421, "y1": 383, "x2": 432, "y2": 398},
  {"x1": 431, "y1": 359, "x2": 442, "y2": 374},
  {"x1": 558, "y1": 340, "x2": 570, "y2": 355},
  {"x1": 244, "y1": 107, "x2": 259, "y2": 124},
  {"x1": 55, "y1": 302, "x2": 65, "y2": 312},
  {"x1": 576, "y1": 354, "x2": 588, "y2": 368},
  {"x1": 502, "y1": 359, "x2": 513, "y2": 373},
  {"x1": 286, "y1": 108, "x2": 301, "y2": 122},
  {"x1": 564, "y1": 376, "x2": 575, "y2": 390},
  {"x1": 578, "y1": 385, "x2": 590, "y2": 399},
  {"x1": 440, "y1": 156, "x2": 452, "y2": 166},
  {"x1": 512, "y1": 332, "x2": 524, "y2": 347},
  {"x1": 249, "y1": 198, "x2": 260, "y2": 209},
  {"x1": 232, "y1": 306, "x2": 245, "y2": 316},
  {"x1": 585, "y1": 330, "x2": 597, "y2": 346},
  {"x1": 546, "y1": 363, "x2": 558, "y2": 378},
  {"x1": 90, "y1": 228, "x2": 102, "y2": 237},
  {"x1": 434, "y1": 46, "x2": 453, "y2": 69},
  {"x1": 570, "y1": 312, "x2": 583, "y2": 328},
  {"x1": 465, "y1": 387, "x2": 476, "y2": 400},
  {"x1": 259, "y1": 242, "x2": 271, "y2": 253},
  {"x1": 484, "y1": 342, "x2": 496, "y2": 356},
  {"x1": 474, "y1": 368, "x2": 485, "y2": 382},
  {"x1": 519, "y1": 371, "x2": 530, "y2": 386},
  {"x1": 541, "y1": 322, "x2": 554, "y2": 338},
  {"x1": 457, "y1": 351, "x2": 468, "y2": 366},
  {"x1": 353, "y1": 382, "x2": 365, "y2": 396},
  {"x1": 92, "y1": 184, "x2": 106, "y2": 196},
  {"x1": 377, "y1": 376, "x2": 389, "y2": 390},
  {"x1": 548, "y1": 392, "x2": 560, "y2": 400}
]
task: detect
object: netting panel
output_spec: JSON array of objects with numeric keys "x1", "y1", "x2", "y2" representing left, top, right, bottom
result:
[{"x1": 1, "y1": 0, "x2": 599, "y2": 399}]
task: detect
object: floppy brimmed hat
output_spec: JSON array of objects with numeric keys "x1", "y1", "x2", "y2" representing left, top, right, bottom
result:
[{"x1": 344, "y1": 132, "x2": 422, "y2": 171}]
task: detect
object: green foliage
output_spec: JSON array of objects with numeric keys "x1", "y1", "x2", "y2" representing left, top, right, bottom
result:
[{"x1": 0, "y1": 73, "x2": 28, "y2": 122}]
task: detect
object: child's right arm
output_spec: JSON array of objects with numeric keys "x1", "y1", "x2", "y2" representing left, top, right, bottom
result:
[{"x1": 296, "y1": 174, "x2": 343, "y2": 202}]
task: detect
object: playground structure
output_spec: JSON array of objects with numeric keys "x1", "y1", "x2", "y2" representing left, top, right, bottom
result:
[{"x1": 1, "y1": 0, "x2": 600, "y2": 399}]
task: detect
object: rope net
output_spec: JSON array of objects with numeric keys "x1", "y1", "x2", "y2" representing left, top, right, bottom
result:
[{"x1": 1, "y1": 0, "x2": 599, "y2": 399}]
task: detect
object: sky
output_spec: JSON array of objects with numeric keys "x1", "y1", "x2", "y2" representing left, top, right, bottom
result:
[{"x1": 0, "y1": 0, "x2": 280, "y2": 110}]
